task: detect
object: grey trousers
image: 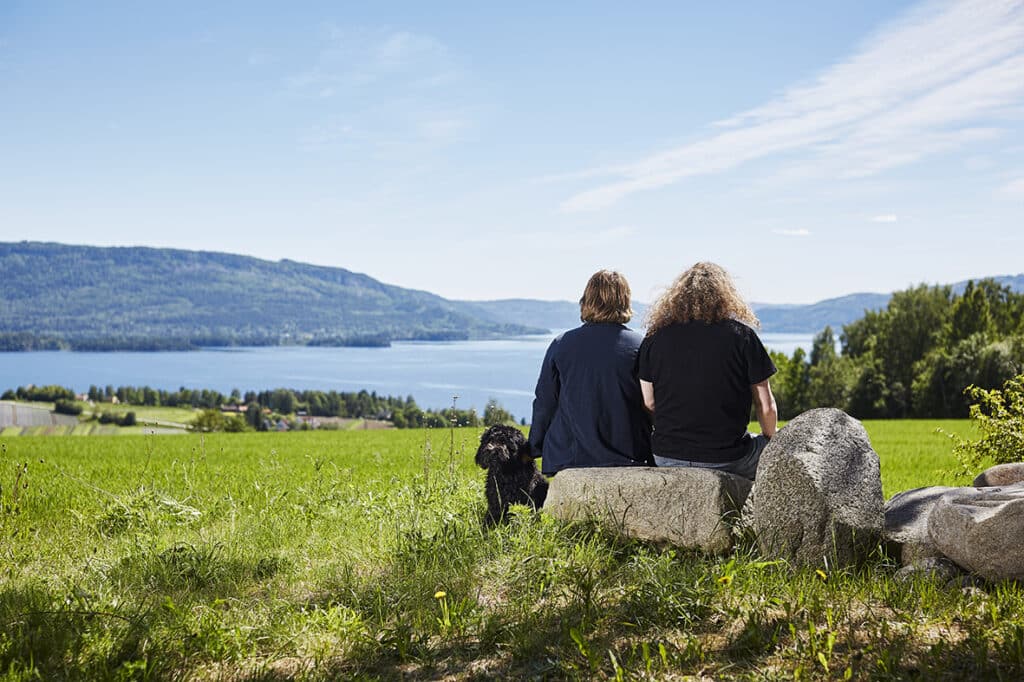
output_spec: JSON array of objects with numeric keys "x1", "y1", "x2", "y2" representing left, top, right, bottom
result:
[{"x1": 653, "y1": 433, "x2": 769, "y2": 480}]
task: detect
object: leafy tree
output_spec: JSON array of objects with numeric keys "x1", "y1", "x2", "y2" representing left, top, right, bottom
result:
[
  {"x1": 222, "y1": 415, "x2": 247, "y2": 432},
  {"x1": 245, "y1": 403, "x2": 263, "y2": 430},
  {"x1": 810, "y1": 326, "x2": 838, "y2": 366},
  {"x1": 483, "y1": 399, "x2": 514, "y2": 426},
  {"x1": 912, "y1": 334, "x2": 1023, "y2": 417},
  {"x1": 947, "y1": 281, "x2": 995, "y2": 344},
  {"x1": 769, "y1": 348, "x2": 810, "y2": 419},
  {"x1": 847, "y1": 357, "x2": 889, "y2": 419},
  {"x1": 54, "y1": 399, "x2": 83, "y2": 416},
  {"x1": 950, "y1": 374, "x2": 1024, "y2": 474},
  {"x1": 808, "y1": 355, "x2": 854, "y2": 410},
  {"x1": 190, "y1": 409, "x2": 225, "y2": 433}
]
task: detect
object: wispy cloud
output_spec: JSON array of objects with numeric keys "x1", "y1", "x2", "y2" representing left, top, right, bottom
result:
[
  {"x1": 772, "y1": 228, "x2": 812, "y2": 237},
  {"x1": 871, "y1": 214, "x2": 899, "y2": 223},
  {"x1": 562, "y1": 0, "x2": 1024, "y2": 212},
  {"x1": 998, "y1": 176, "x2": 1024, "y2": 197},
  {"x1": 288, "y1": 27, "x2": 475, "y2": 152}
]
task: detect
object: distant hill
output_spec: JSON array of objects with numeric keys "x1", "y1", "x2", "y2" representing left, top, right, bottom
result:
[
  {"x1": 454, "y1": 299, "x2": 650, "y2": 333},
  {"x1": 464, "y1": 277, "x2": 1024, "y2": 336},
  {"x1": 751, "y1": 275, "x2": 1024, "y2": 334},
  {"x1": 2, "y1": 241, "x2": 1020, "y2": 349},
  {"x1": 0, "y1": 242, "x2": 544, "y2": 350},
  {"x1": 751, "y1": 293, "x2": 893, "y2": 334}
]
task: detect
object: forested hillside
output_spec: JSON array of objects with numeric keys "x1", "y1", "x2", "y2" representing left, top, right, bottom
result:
[
  {"x1": 0, "y1": 242, "x2": 543, "y2": 350},
  {"x1": 769, "y1": 278, "x2": 1024, "y2": 418}
]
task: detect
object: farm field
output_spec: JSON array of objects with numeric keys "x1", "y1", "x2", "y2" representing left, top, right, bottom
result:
[
  {"x1": 1, "y1": 421, "x2": 1021, "y2": 680},
  {"x1": 0, "y1": 401, "x2": 392, "y2": 436}
]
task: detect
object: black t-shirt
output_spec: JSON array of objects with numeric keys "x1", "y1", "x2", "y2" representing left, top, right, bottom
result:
[{"x1": 638, "y1": 319, "x2": 776, "y2": 463}]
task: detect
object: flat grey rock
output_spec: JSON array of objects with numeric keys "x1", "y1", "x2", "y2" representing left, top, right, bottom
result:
[
  {"x1": 973, "y1": 462, "x2": 1024, "y2": 487},
  {"x1": 544, "y1": 467, "x2": 752, "y2": 554},
  {"x1": 894, "y1": 557, "x2": 962, "y2": 584},
  {"x1": 928, "y1": 483, "x2": 1024, "y2": 581},
  {"x1": 883, "y1": 486, "x2": 959, "y2": 565},
  {"x1": 746, "y1": 408, "x2": 884, "y2": 568}
]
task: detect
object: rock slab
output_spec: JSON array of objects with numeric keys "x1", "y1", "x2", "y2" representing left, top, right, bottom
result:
[
  {"x1": 883, "y1": 486, "x2": 959, "y2": 565},
  {"x1": 973, "y1": 462, "x2": 1024, "y2": 487},
  {"x1": 544, "y1": 467, "x2": 752, "y2": 554},
  {"x1": 928, "y1": 484, "x2": 1024, "y2": 581},
  {"x1": 746, "y1": 408, "x2": 884, "y2": 568}
]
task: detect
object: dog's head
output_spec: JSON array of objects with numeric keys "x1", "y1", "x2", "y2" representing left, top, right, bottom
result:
[{"x1": 475, "y1": 425, "x2": 530, "y2": 469}]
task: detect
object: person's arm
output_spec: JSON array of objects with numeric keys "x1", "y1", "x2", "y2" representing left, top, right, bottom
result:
[
  {"x1": 528, "y1": 340, "x2": 560, "y2": 457},
  {"x1": 640, "y1": 379, "x2": 656, "y2": 415},
  {"x1": 751, "y1": 378, "x2": 778, "y2": 438}
]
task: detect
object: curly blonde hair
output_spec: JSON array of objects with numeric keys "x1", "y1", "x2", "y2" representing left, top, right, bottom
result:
[{"x1": 645, "y1": 262, "x2": 759, "y2": 335}]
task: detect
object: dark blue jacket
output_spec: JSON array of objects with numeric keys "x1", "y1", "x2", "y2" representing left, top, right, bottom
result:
[{"x1": 529, "y1": 322, "x2": 652, "y2": 475}]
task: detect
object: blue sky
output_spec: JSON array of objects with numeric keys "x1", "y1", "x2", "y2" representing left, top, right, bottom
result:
[{"x1": 1, "y1": 1, "x2": 1022, "y2": 304}]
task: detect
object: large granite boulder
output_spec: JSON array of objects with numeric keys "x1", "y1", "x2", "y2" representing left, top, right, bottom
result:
[
  {"x1": 928, "y1": 484, "x2": 1024, "y2": 581},
  {"x1": 543, "y1": 467, "x2": 752, "y2": 554},
  {"x1": 883, "y1": 486, "x2": 959, "y2": 565},
  {"x1": 746, "y1": 408, "x2": 884, "y2": 568},
  {"x1": 973, "y1": 462, "x2": 1024, "y2": 487}
]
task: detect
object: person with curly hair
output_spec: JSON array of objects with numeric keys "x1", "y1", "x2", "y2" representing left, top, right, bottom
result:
[
  {"x1": 638, "y1": 262, "x2": 777, "y2": 479},
  {"x1": 530, "y1": 270, "x2": 653, "y2": 475}
]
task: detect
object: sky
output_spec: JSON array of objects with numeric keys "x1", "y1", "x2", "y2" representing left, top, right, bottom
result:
[{"x1": 1, "y1": 0, "x2": 1022, "y2": 304}]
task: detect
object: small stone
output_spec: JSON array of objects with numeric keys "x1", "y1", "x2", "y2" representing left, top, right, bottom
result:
[
  {"x1": 894, "y1": 557, "x2": 961, "y2": 584},
  {"x1": 973, "y1": 462, "x2": 1024, "y2": 487}
]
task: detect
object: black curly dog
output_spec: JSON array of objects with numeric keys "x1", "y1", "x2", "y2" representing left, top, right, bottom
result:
[{"x1": 475, "y1": 425, "x2": 548, "y2": 524}]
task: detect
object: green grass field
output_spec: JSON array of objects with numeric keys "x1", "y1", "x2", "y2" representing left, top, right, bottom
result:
[
  {"x1": 89, "y1": 404, "x2": 200, "y2": 425},
  {"x1": 0, "y1": 421, "x2": 1019, "y2": 680}
]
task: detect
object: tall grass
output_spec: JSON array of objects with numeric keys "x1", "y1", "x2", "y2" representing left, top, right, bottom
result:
[{"x1": 0, "y1": 423, "x2": 1019, "y2": 680}]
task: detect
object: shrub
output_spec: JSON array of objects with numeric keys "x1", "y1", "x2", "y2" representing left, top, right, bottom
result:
[
  {"x1": 53, "y1": 399, "x2": 83, "y2": 416},
  {"x1": 951, "y1": 374, "x2": 1024, "y2": 473},
  {"x1": 190, "y1": 409, "x2": 225, "y2": 433}
]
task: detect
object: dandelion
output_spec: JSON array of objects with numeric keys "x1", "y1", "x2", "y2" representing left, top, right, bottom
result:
[
  {"x1": 434, "y1": 590, "x2": 452, "y2": 633},
  {"x1": 717, "y1": 575, "x2": 733, "y2": 586},
  {"x1": 816, "y1": 569, "x2": 828, "y2": 582}
]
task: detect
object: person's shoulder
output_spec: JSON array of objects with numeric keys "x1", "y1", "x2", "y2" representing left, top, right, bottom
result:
[
  {"x1": 720, "y1": 318, "x2": 767, "y2": 346},
  {"x1": 721, "y1": 318, "x2": 758, "y2": 335},
  {"x1": 619, "y1": 324, "x2": 644, "y2": 343}
]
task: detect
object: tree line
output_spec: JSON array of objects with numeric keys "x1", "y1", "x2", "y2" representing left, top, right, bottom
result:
[
  {"x1": 2, "y1": 383, "x2": 519, "y2": 429},
  {"x1": 769, "y1": 278, "x2": 1024, "y2": 419}
]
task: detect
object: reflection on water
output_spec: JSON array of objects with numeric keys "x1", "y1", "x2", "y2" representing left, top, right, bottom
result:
[{"x1": 0, "y1": 333, "x2": 812, "y2": 422}]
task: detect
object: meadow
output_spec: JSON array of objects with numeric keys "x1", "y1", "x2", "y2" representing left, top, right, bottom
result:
[{"x1": 2, "y1": 421, "x2": 1022, "y2": 680}]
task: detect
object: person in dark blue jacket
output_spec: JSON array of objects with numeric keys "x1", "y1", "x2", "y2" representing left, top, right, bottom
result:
[{"x1": 529, "y1": 270, "x2": 653, "y2": 475}]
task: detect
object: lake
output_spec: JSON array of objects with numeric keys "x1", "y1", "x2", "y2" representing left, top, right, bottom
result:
[{"x1": 0, "y1": 332, "x2": 814, "y2": 421}]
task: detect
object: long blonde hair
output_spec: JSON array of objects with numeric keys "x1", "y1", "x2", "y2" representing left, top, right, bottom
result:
[{"x1": 645, "y1": 262, "x2": 758, "y2": 335}]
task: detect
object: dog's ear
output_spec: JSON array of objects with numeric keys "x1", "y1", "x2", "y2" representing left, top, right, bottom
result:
[{"x1": 474, "y1": 441, "x2": 489, "y2": 468}]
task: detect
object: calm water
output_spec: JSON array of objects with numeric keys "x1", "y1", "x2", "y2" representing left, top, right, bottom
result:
[{"x1": 0, "y1": 333, "x2": 813, "y2": 421}]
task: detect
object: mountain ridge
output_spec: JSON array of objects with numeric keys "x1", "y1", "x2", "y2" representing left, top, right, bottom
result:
[{"x1": 2, "y1": 241, "x2": 1021, "y2": 348}]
